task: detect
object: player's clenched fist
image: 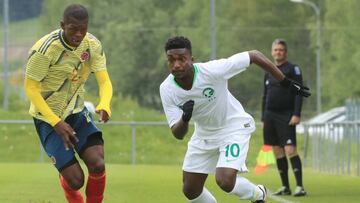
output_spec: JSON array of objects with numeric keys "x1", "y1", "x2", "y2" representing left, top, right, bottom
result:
[
  {"x1": 280, "y1": 77, "x2": 311, "y2": 97},
  {"x1": 181, "y1": 100, "x2": 194, "y2": 122}
]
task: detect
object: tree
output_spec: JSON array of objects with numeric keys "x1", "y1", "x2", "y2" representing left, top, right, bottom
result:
[
  {"x1": 40, "y1": 0, "x2": 320, "y2": 115},
  {"x1": 321, "y1": 0, "x2": 360, "y2": 109}
]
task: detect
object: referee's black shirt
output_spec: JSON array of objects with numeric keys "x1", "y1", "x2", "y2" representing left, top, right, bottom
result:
[{"x1": 261, "y1": 61, "x2": 303, "y2": 120}]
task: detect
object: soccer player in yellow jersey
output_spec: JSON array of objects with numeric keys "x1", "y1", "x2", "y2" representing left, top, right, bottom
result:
[{"x1": 24, "y1": 4, "x2": 112, "y2": 203}]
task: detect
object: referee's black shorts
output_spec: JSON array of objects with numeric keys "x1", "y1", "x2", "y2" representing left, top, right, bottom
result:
[{"x1": 263, "y1": 110, "x2": 297, "y2": 147}]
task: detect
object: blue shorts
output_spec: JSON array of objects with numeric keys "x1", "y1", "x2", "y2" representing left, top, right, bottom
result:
[{"x1": 33, "y1": 107, "x2": 103, "y2": 171}]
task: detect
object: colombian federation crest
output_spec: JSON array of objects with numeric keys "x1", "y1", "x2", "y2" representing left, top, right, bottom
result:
[{"x1": 80, "y1": 51, "x2": 90, "y2": 61}]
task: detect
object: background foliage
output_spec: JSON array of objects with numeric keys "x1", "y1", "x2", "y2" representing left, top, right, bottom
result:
[
  {"x1": 1, "y1": 0, "x2": 359, "y2": 117},
  {"x1": 40, "y1": 0, "x2": 323, "y2": 118}
]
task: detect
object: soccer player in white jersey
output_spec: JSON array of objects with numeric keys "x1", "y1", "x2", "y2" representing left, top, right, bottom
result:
[{"x1": 159, "y1": 36, "x2": 310, "y2": 203}]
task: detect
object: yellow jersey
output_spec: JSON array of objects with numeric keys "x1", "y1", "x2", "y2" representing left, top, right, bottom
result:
[{"x1": 25, "y1": 29, "x2": 107, "y2": 121}]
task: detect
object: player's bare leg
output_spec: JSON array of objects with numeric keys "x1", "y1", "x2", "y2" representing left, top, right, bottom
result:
[
  {"x1": 81, "y1": 145, "x2": 106, "y2": 203},
  {"x1": 60, "y1": 163, "x2": 85, "y2": 203},
  {"x1": 215, "y1": 168, "x2": 237, "y2": 192},
  {"x1": 216, "y1": 168, "x2": 266, "y2": 202},
  {"x1": 183, "y1": 171, "x2": 216, "y2": 203}
]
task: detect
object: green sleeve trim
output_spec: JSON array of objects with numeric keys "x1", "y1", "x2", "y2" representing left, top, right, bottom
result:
[
  {"x1": 193, "y1": 64, "x2": 199, "y2": 84},
  {"x1": 172, "y1": 76, "x2": 181, "y2": 88}
]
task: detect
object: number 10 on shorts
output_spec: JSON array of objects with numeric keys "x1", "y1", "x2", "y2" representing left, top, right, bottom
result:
[{"x1": 225, "y1": 143, "x2": 240, "y2": 158}]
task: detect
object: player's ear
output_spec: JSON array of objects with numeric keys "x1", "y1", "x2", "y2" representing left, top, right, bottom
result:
[{"x1": 60, "y1": 21, "x2": 65, "y2": 30}]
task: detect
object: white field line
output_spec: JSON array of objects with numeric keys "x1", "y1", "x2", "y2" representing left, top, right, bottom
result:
[{"x1": 267, "y1": 189, "x2": 300, "y2": 203}]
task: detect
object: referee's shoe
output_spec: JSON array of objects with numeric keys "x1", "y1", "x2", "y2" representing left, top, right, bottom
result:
[
  {"x1": 273, "y1": 186, "x2": 291, "y2": 195},
  {"x1": 293, "y1": 186, "x2": 307, "y2": 197}
]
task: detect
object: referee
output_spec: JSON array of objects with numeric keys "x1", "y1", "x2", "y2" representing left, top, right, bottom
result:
[{"x1": 262, "y1": 39, "x2": 307, "y2": 197}]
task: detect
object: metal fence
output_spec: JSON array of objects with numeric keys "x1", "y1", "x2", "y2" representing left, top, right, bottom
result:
[
  {"x1": 302, "y1": 99, "x2": 360, "y2": 176},
  {"x1": 3, "y1": 119, "x2": 360, "y2": 176},
  {"x1": 303, "y1": 122, "x2": 360, "y2": 176},
  {"x1": 345, "y1": 99, "x2": 360, "y2": 121},
  {"x1": 0, "y1": 120, "x2": 169, "y2": 165}
]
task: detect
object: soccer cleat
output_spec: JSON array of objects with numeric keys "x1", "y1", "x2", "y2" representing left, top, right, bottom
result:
[
  {"x1": 293, "y1": 186, "x2": 307, "y2": 197},
  {"x1": 252, "y1": 185, "x2": 267, "y2": 203},
  {"x1": 272, "y1": 186, "x2": 291, "y2": 195}
]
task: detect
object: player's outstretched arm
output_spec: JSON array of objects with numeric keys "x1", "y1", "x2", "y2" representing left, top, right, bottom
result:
[
  {"x1": 248, "y1": 50, "x2": 285, "y2": 81},
  {"x1": 248, "y1": 50, "x2": 310, "y2": 97}
]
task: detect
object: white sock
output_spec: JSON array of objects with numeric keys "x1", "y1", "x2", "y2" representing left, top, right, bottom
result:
[
  {"x1": 188, "y1": 187, "x2": 217, "y2": 203},
  {"x1": 228, "y1": 176, "x2": 262, "y2": 201}
]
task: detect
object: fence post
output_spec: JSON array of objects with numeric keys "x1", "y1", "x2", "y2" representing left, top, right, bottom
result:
[
  {"x1": 357, "y1": 123, "x2": 360, "y2": 176},
  {"x1": 303, "y1": 123, "x2": 309, "y2": 166},
  {"x1": 347, "y1": 123, "x2": 352, "y2": 175},
  {"x1": 131, "y1": 122, "x2": 136, "y2": 165}
]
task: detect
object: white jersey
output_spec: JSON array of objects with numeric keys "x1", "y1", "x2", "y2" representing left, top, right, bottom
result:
[{"x1": 159, "y1": 52, "x2": 255, "y2": 139}]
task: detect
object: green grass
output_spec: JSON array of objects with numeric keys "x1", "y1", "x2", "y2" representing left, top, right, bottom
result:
[
  {"x1": 0, "y1": 118, "x2": 264, "y2": 166},
  {"x1": 0, "y1": 163, "x2": 359, "y2": 203},
  {"x1": 0, "y1": 94, "x2": 358, "y2": 202},
  {"x1": 0, "y1": 94, "x2": 264, "y2": 166},
  {"x1": 0, "y1": 123, "x2": 261, "y2": 166}
]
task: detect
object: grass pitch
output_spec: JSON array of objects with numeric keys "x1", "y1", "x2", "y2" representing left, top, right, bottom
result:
[{"x1": 0, "y1": 163, "x2": 359, "y2": 203}]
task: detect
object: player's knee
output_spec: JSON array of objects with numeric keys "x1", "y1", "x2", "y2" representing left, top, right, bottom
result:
[
  {"x1": 67, "y1": 176, "x2": 85, "y2": 190},
  {"x1": 285, "y1": 146, "x2": 297, "y2": 157},
  {"x1": 88, "y1": 159, "x2": 105, "y2": 173},
  {"x1": 273, "y1": 147, "x2": 285, "y2": 158},
  {"x1": 215, "y1": 176, "x2": 235, "y2": 193},
  {"x1": 182, "y1": 183, "x2": 202, "y2": 200},
  {"x1": 287, "y1": 152, "x2": 297, "y2": 157}
]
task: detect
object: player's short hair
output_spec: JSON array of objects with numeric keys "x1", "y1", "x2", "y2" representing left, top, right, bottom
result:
[
  {"x1": 63, "y1": 4, "x2": 88, "y2": 22},
  {"x1": 165, "y1": 36, "x2": 192, "y2": 54},
  {"x1": 272, "y1": 38, "x2": 287, "y2": 51}
]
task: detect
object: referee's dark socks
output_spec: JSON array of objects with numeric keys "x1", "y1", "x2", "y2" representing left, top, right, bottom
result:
[
  {"x1": 276, "y1": 157, "x2": 290, "y2": 188},
  {"x1": 290, "y1": 155, "x2": 303, "y2": 187}
]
